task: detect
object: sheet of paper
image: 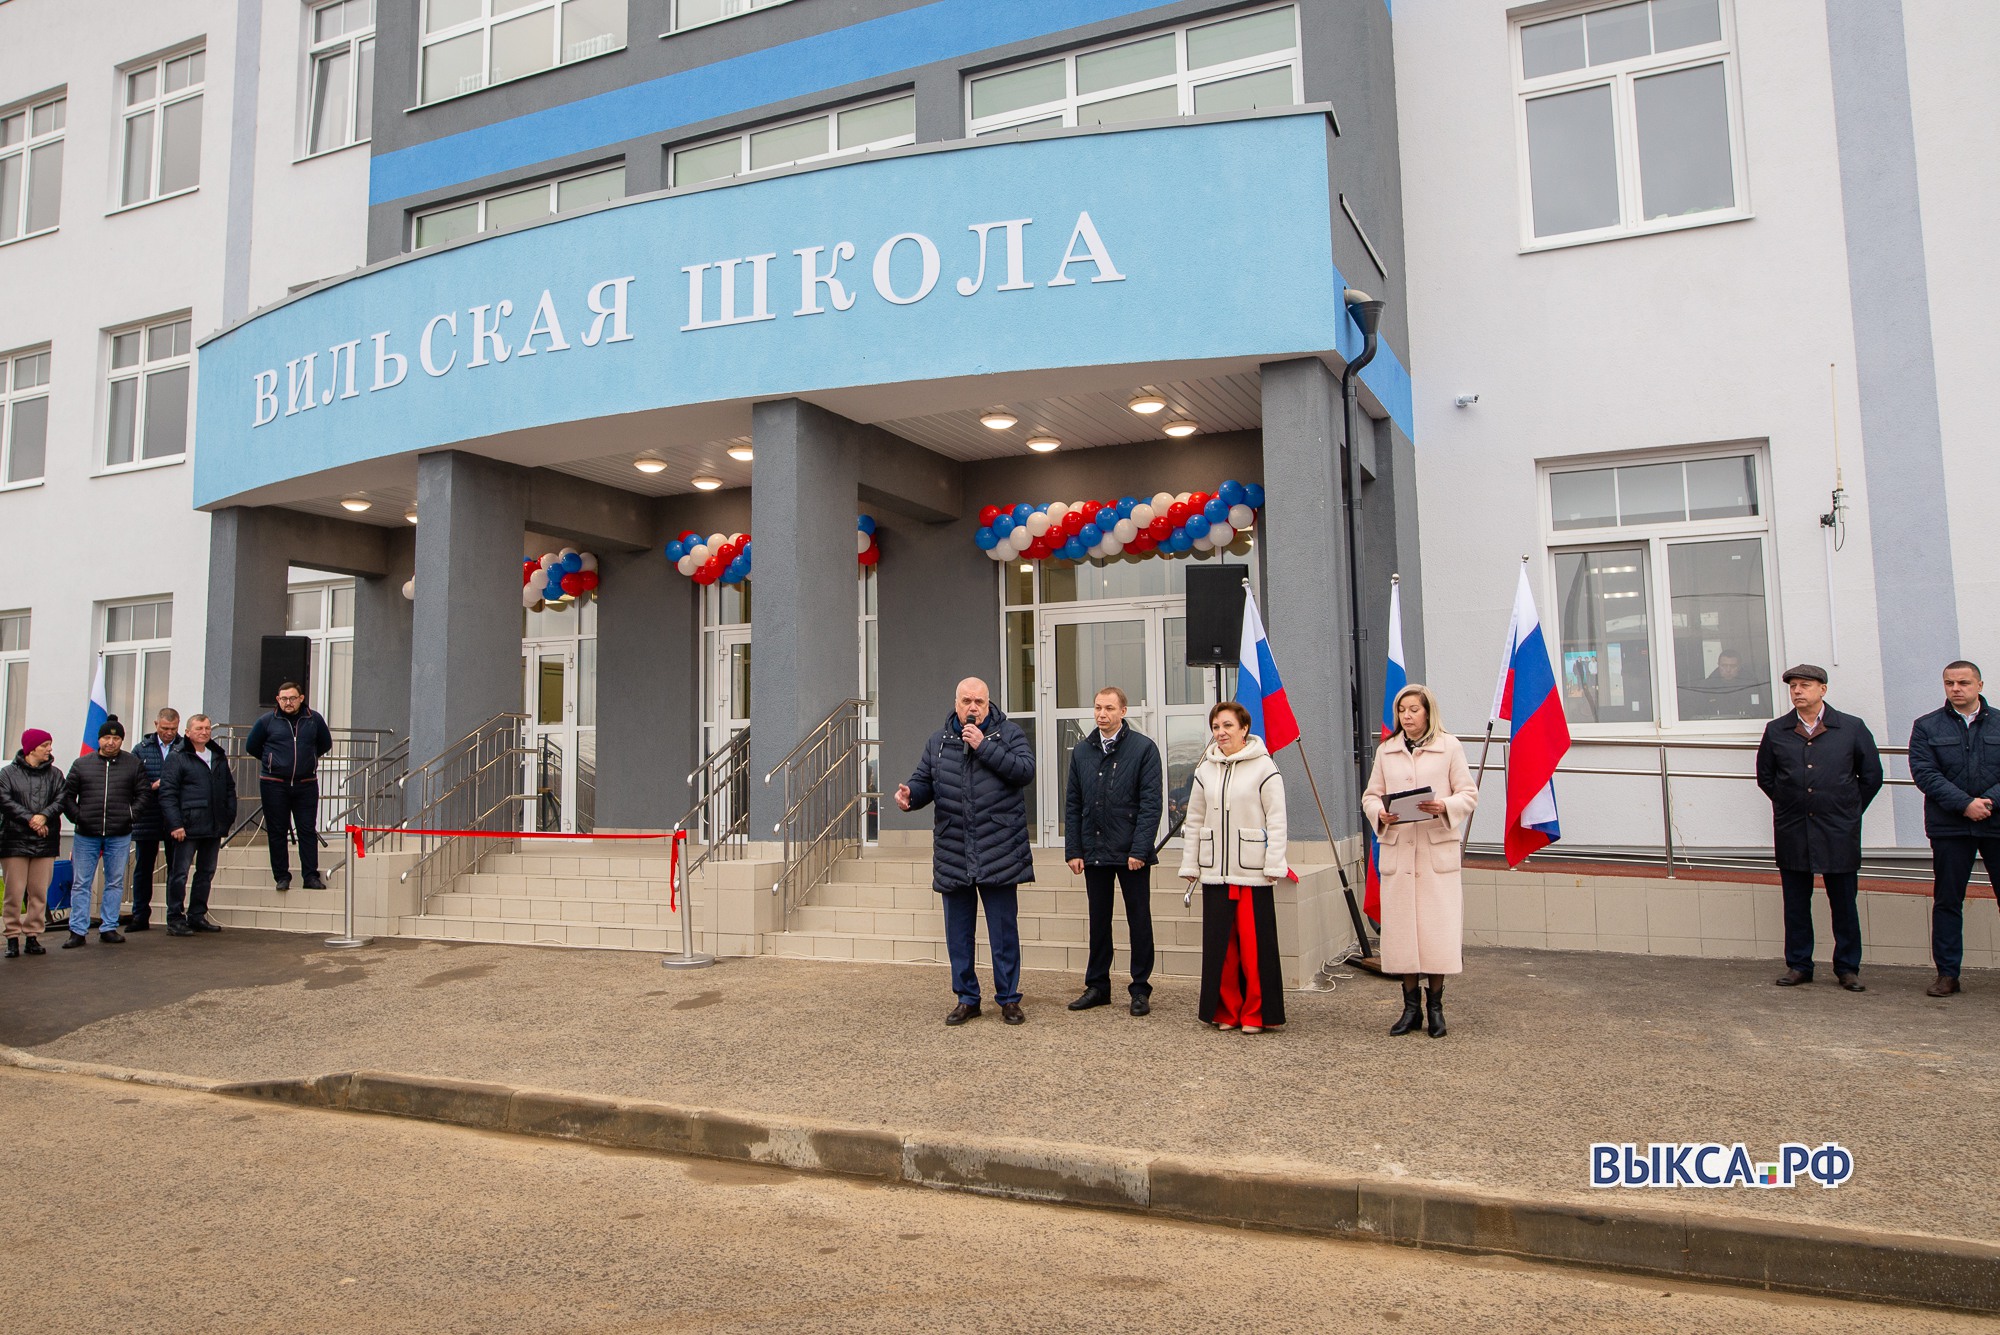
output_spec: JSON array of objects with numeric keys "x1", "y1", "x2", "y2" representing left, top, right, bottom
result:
[{"x1": 1386, "y1": 786, "x2": 1436, "y2": 823}]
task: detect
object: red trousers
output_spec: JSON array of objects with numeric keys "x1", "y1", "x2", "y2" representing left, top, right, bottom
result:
[{"x1": 1214, "y1": 884, "x2": 1264, "y2": 1027}]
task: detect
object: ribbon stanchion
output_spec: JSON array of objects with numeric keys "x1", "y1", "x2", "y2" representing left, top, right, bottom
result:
[{"x1": 661, "y1": 829, "x2": 713, "y2": 970}]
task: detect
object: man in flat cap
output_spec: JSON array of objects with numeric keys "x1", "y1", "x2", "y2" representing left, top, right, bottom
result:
[{"x1": 1756, "y1": 665, "x2": 1883, "y2": 990}]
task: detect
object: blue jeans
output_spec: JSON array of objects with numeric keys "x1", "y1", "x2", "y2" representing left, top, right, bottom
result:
[
  {"x1": 69, "y1": 834, "x2": 132, "y2": 936},
  {"x1": 941, "y1": 884, "x2": 1021, "y2": 1006}
]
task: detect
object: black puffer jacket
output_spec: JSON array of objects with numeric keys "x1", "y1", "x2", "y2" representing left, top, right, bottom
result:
[
  {"x1": 63, "y1": 747, "x2": 154, "y2": 839},
  {"x1": 904, "y1": 705, "x2": 1036, "y2": 890},
  {"x1": 1064, "y1": 725, "x2": 1164, "y2": 866},
  {"x1": 1908, "y1": 699, "x2": 2000, "y2": 839},
  {"x1": 160, "y1": 741, "x2": 239, "y2": 840},
  {"x1": 247, "y1": 706, "x2": 333, "y2": 783},
  {"x1": 132, "y1": 732, "x2": 179, "y2": 839},
  {"x1": 0, "y1": 751, "x2": 64, "y2": 858}
]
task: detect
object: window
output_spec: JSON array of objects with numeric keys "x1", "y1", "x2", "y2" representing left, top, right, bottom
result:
[
  {"x1": 102, "y1": 598, "x2": 173, "y2": 730},
  {"x1": 411, "y1": 163, "x2": 622, "y2": 249},
  {"x1": 1545, "y1": 448, "x2": 1775, "y2": 730},
  {"x1": 419, "y1": 0, "x2": 625, "y2": 105},
  {"x1": 0, "y1": 346, "x2": 49, "y2": 485},
  {"x1": 0, "y1": 612, "x2": 27, "y2": 752},
  {"x1": 120, "y1": 48, "x2": 205, "y2": 207},
  {"x1": 105, "y1": 315, "x2": 192, "y2": 467},
  {"x1": 307, "y1": 0, "x2": 376, "y2": 156},
  {"x1": 1514, "y1": 0, "x2": 1745, "y2": 246},
  {"x1": 669, "y1": 0, "x2": 795, "y2": 34},
  {"x1": 670, "y1": 94, "x2": 914, "y2": 187},
  {"x1": 287, "y1": 579, "x2": 355, "y2": 730},
  {"x1": 0, "y1": 93, "x2": 64, "y2": 241},
  {"x1": 965, "y1": 5, "x2": 1299, "y2": 137}
]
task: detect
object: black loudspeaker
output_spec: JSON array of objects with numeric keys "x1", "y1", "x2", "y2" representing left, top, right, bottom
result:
[
  {"x1": 259, "y1": 636, "x2": 312, "y2": 709},
  {"x1": 1184, "y1": 565, "x2": 1249, "y2": 666}
]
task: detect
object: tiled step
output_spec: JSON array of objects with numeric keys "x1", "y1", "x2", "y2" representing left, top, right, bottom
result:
[
  {"x1": 809, "y1": 879, "x2": 1200, "y2": 918},
  {"x1": 207, "y1": 904, "x2": 345, "y2": 933},
  {"x1": 397, "y1": 915, "x2": 691, "y2": 953},
  {"x1": 422, "y1": 891, "x2": 692, "y2": 929},
  {"x1": 475, "y1": 851, "x2": 677, "y2": 879},
  {"x1": 786, "y1": 902, "x2": 1208, "y2": 949},
  {"x1": 765, "y1": 929, "x2": 1203, "y2": 977}
]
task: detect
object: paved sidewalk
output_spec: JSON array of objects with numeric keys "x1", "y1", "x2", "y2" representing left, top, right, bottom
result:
[{"x1": 3, "y1": 930, "x2": 1994, "y2": 1243}]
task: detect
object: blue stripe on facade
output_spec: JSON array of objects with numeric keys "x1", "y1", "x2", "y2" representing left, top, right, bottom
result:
[{"x1": 372, "y1": 0, "x2": 1177, "y2": 205}]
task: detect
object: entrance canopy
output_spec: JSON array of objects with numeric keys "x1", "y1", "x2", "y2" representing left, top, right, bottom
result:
[{"x1": 194, "y1": 110, "x2": 1411, "y2": 514}]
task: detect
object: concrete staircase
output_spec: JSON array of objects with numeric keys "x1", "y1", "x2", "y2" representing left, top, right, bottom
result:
[{"x1": 202, "y1": 845, "x2": 348, "y2": 934}]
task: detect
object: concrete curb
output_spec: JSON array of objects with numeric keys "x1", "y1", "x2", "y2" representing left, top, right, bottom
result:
[{"x1": 7, "y1": 1049, "x2": 1996, "y2": 1314}]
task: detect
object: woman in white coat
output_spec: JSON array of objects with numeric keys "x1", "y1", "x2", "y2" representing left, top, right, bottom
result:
[
  {"x1": 1179, "y1": 701, "x2": 1289, "y2": 1032},
  {"x1": 1362, "y1": 684, "x2": 1478, "y2": 1038}
]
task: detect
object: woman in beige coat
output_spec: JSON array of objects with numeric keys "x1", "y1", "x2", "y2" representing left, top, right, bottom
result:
[{"x1": 1362, "y1": 684, "x2": 1478, "y2": 1038}]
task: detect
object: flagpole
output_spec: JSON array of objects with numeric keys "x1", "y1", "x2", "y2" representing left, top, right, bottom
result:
[{"x1": 1461, "y1": 722, "x2": 1496, "y2": 858}]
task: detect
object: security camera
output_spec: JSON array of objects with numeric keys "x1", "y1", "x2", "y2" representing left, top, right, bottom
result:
[{"x1": 1454, "y1": 394, "x2": 1479, "y2": 408}]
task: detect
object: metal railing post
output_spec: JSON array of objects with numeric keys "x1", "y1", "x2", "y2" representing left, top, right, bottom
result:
[
  {"x1": 1656, "y1": 743, "x2": 1676, "y2": 878},
  {"x1": 324, "y1": 832, "x2": 371, "y2": 949},
  {"x1": 661, "y1": 831, "x2": 713, "y2": 970}
]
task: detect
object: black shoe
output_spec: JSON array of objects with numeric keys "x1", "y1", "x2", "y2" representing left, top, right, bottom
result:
[
  {"x1": 22, "y1": 935, "x2": 44, "y2": 955},
  {"x1": 1425, "y1": 988, "x2": 1447, "y2": 1038},
  {"x1": 166, "y1": 918, "x2": 194, "y2": 937},
  {"x1": 62, "y1": 933, "x2": 87, "y2": 949},
  {"x1": 302, "y1": 873, "x2": 326, "y2": 890},
  {"x1": 99, "y1": 929, "x2": 126, "y2": 944},
  {"x1": 274, "y1": 876, "x2": 291, "y2": 892},
  {"x1": 4, "y1": 939, "x2": 16, "y2": 958},
  {"x1": 1390, "y1": 987, "x2": 1424, "y2": 1036},
  {"x1": 1836, "y1": 973, "x2": 1866, "y2": 993},
  {"x1": 191, "y1": 915, "x2": 223, "y2": 933},
  {"x1": 1001, "y1": 1002, "x2": 1025, "y2": 1025},
  {"x1": 1775, "y1": 969, "x2": 1812, "y2": 987},
  {"x1": 127, "y1": 919, "x2": 150, "y2": 932},
  {"x1": 1067, "y1": 989, "x2": 1111, "y2": 1011},
  {"x1": 945, "y1": 1002, "x2": 981, "y2": 1026},
  {"x1": 1129, "y1": 996, "x2": 1151, "y2": 1017}
]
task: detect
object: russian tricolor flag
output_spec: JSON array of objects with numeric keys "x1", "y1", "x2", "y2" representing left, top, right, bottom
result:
[
  {"x1": 1234, "y1": 586, "x2": 1299, "y2": 753},
  {"x1": 1491, "y1": 564, "x2": 1570, "y2": 865},
  {"x1": 1364, "y1": 577, "x2": 1406, "y2": 921},
  {"x1": 80, "y1": 654, "x2": 109, "y2": 757}
]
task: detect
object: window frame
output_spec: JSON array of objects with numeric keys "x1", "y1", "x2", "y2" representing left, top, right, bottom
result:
[
  {"x1": 100, "y1": 314, "x2": 194, "y2": 474},
  {"x1": 99, "y1": 597, "x2": 174, "y2": 732},
  {"x1": 0, "y1": 90, "x2": 65, "y2": 243},
  {"x1": 1510, "y1": 0, "x2": 1750, "y2": 251},
  {"x1": 0, "y1": 345, "x2": 51, "y2": 490},
  {"x1": 115, "y1": 45, "x2": 206, "y2": 212},
  {"x1": 302, "y1": 0, "x2": 377, "y2": 159},
  {"x1": 963, "y1": 3, "x2": 1302, "y2": 138},
  {"x1": 1539, "y1": 442, "x2": 1781, "y2": 736},
  {"x1": 667, "y1": 92, "x2": 917, "y2": 189},
  {"x1": 416, "y1": 0, "x2": 627, "y2": 108},
  {"x1": 665, "y1": 0, "x2": 798, "y2": 37},
  {"x1": 0, "y1": 611, "x2": 29, "y2": 758},
  {"x1": 408, "y1": 161, "x2": 624, "y2": 251}
]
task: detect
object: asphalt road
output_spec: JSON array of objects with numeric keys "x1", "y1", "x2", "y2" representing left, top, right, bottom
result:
[{"x1": 3, "y1": 1067, "x2": 1986, "y2": 1335}]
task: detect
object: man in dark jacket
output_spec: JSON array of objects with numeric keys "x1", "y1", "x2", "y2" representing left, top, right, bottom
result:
[
  {"x1": 128, "y1": 707, "x2": 181, "y2": 930},
  {"x1": 1907, "y1": 660, "x2": 2000, "y2": 997},
  {"x1": 896, "y1": 677, "x2": 1035, "y2": 1026},
  {"x1": 1756, "y1": 664, "x2": 1884, "y2": 991},
  {"x1": 1064, "y1": 686, "x2": 1162, "y2": 1016},
  {"x1": 159, "y1": 713, "x2": 237, "y2": 935},
  {"x1": 61, "y1": 716, "x2": 153, "y2": 946},
  {"x1": 246, "y1": 681, "x2": 333, "y2": 891}
]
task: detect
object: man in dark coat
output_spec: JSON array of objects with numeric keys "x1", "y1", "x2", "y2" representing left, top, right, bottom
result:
[
  {"x1": 128, "y1": 707, "x2": 181, "y2": 930},
  {"x1": 246, "y1": 681, "x2": 333, "y2": 890},
  {"x1": 1755, "y1": 664, "x2": 1884, "y2": 991},
  {"x1": 895, "y1": 676, "x2": 1035, "y2": 1026},
  {"x1": 1064, "y1": 686, "x2": 1162, "y2": 1016},
  {"x1": 61, "y1": 716, "x2": 153, "y2": 945},
  {"x1": 159, "y1": 714, "x2": 238, "y2": 936},
  {"x1": 1907, "y1": 660, "x2": 2000, "y2": 997}
]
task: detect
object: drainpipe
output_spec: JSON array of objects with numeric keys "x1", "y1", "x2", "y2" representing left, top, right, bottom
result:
[{"x1": 1338, "y1": 289, "x2": 1386, "y2": 809}]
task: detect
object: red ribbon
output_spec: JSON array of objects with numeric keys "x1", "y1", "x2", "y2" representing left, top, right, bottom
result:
[
  {"x1": 343, "y1": 824, "x2": 675, "y2": 861},
  {"x1": 669, "y1": 829, "x2": 688, "y2": 912}
]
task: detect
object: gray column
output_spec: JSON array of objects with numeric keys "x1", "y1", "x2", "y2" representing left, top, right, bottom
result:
[
  {"x1": 203, "y1": 507, "x2": 290, "y2": 728},
  {"x1": 1360, "y1": 416, "x2": 1426, "y2": 690},
  {"x1": 351, "y1": 528, "x2": 413, "y2": 739},
  {"x1": 1260, "y1": 357, "x2": 1357, "y2": 840},
  {"x1": 594, "y1": 546, "x2": 697, "y2": 828},
  {"x1": 409, "y1": 452, "x2": 528, "y2": 767},
  {"x1": 747, "y1": 399, "x2": 861, "y2": 834}
]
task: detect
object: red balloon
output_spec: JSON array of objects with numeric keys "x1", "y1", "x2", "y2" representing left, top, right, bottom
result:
[
  {"x1": 1147, "y1": 517, "x2": 1171, "y2": 540},
  {"x1": 560, "y1": 572, "x2": 583, "y2": 596},
  {"x1": 1167, "y1": 502, "x2": 1190, "y2": 525},
  {"x1": 1189, "y1": 491, "x2": 1210, "y2": 509},
  {"x1": 978, "y1": 504, "x2": 1001, "y2": 528},
  {"x1": 1062, "y1": 511, "x2": 1084, "y2": 536},
  {"x1": 859, "y1": 544, "x2": 879, "y2": 566},
  {"x1": 580, "y1": 571, "x2": 600, "y2": 591},
  {"x1": 1025, "y1": 539, "x2": 1047, "y2": 559},
  {"x1": 1080, "y1": 500, "x2": 1101, "y2": 520}
]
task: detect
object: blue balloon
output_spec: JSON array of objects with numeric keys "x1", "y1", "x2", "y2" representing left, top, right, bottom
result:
[
  {"x1": 665, "y1": 539, "x2": 686, "y2": 562},
  {"x1": 1011, "y1": 502, "x2": 1032, "y2": 525},
  {"x1": 1115, "y1": 497, "x2": 1136, "y2": 519},
  {"x1": 1064, "y1": 538, "x2": 1086, "y2": 560},
  {"x1": 857, "y1": 515, "x2": 876, "y2": 535},
  {"x1": 1034, "y1": 502, "x2": 1049, "y2": 513},
  {"x1": 1218, "y1": 480, "x2": 1247, "y2": 508},
  {"x1": 1245, "y1": 482, "x2": 1266, "y2": 508},
  {"x1": 1203, "y1": 497, "x2": 1229, "y2": 523},
  {"x1": 974, "y1": 526, "x2": 998, "y2": 551},
  {"x1": 1185, "y1": 514, "x2": 1211, "y2": 539},
  {"x1": 1079, "y1": 522, "x2": 1103, "y2": 547},
  {"x1": 993, "y1": 514, "x2": 1015, "y2": 539}
]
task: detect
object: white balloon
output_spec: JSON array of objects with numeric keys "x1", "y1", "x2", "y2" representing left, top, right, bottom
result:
[
  {"x1": 1010, "y1": 527, "x2": 1035, "y2": 553},
  {"x1": 1175, "y1": 491, "x2": 1192, "y2": 505},
  {"x1": 539, "y1": 553, "x2": 557, "y2": 569},
  {"x1": 521, "y1": 584, "x2": 539, "y2": 607},
  {"x1": 708, "y1": 532, "x2": 726, "y2": 549},
  {"x1": 1046, "y1": 502, "x2": 1069, "y2": 525},
  {"x1": 730, "y1": 533, "x2": 744, "y2": 544},
  {"x1": 690, "y1": 544, "x2": 711, "y2": 565},
  {"x1": 1130, "y1": 503, "x2": 1155, "y2": 528},
  {"x1": 1209, "y1": 523, "x2": 1235, "y2": 549},
  {"x1": 1192, "y1": 536, "x2": 1215, "y2": 552},
  {"x1": 1228, "y1": 504, "x2": 1255, "y2": 530},
  {"x1": 678, "y1": 554, "x2": 698, "y2": 576},
  {"x1": 404, "y1": 578, "x2": 417, "y2": 601},
  {"x1": 579, "y1": 553, "x2": 598, "y2": 572},
  {"x1": 1112, "y1": 518, "x2": 1137, "y2": 543},
  {"x1": 559, "y1": 547, "x2": 578, "y2": 559},
  {"x1": 1152, "y1": 491, "x2": 1174, "y2": 510},
  {"x1": 1025, "y1": 511, "x2": 1052, "y2": 537},
  {"x1": 988, "y1": 544, "x2": 1010, "y2": 562},
  {"x1": 857, "y1": 530, "x2": 871, "y2": 555},
  {"x1": 1100, "y1": 536, "x2": 1125, "y2": 556}
]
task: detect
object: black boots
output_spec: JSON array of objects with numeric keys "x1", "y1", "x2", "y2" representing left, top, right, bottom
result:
[
  {"x1": 1425, "y1": 984, "x2": 1447, "y2": 1038},
  {"x1": 1389, "y1": 984, "x2": 1423, "y2": 1035},
  {"x1": 23, "y1": 934, "x2": 43, "y2": 954},
  {"x1": 4, "y1": 938, "x2": 16, "y2": 958}
]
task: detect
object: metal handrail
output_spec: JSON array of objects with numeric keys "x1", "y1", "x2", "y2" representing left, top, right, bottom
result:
[
  {"x1": 208, "y1": 724, "x2": 397, "y2": 851},
  {"x1": 397, "y1": 713, "x2": 534, "y2": 910},
  {"x1": 768, "y1": 699, "x2": 877, "y2": 924},
  {"x1": 672, "y1": 728, "x2": 753, "y2": 882},
  {"x1": 763, "y1": 698, "x2": 869, "y2": 785}
]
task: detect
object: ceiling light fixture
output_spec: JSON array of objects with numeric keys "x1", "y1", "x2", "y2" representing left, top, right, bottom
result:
[
  {"x1": 690, "y1": 474, "x2": 723, "y2": 491},
  {"x1": 404, "y1": 507, "x2": 419, "y2": 525},
  {"x1": 633, "y1": 455, "x2": 669, "y2": 474},
  {"x1": 726, "y1": 443, "x2": 755, "y2": 462},
  {"x1": 339, "y1": 495, "x2": 372, "y2": 512},
  {"x1": 1162, "y1": 420, "x2": 1199, "y2": 437},
  {"x1": 1127, "y1": 393, "x2": 1167, "y2": 414},
  {"x1": 1026, "y1": 435, "x2": 1061, "y2": 453},
  {"x1": 980, "y1": 411, "x2": 1018, "y2": 430}
]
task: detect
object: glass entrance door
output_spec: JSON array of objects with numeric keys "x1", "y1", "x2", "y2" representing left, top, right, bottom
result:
[{"x1": 525, "y1": 644, "x2": 579, "y2": 831}]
